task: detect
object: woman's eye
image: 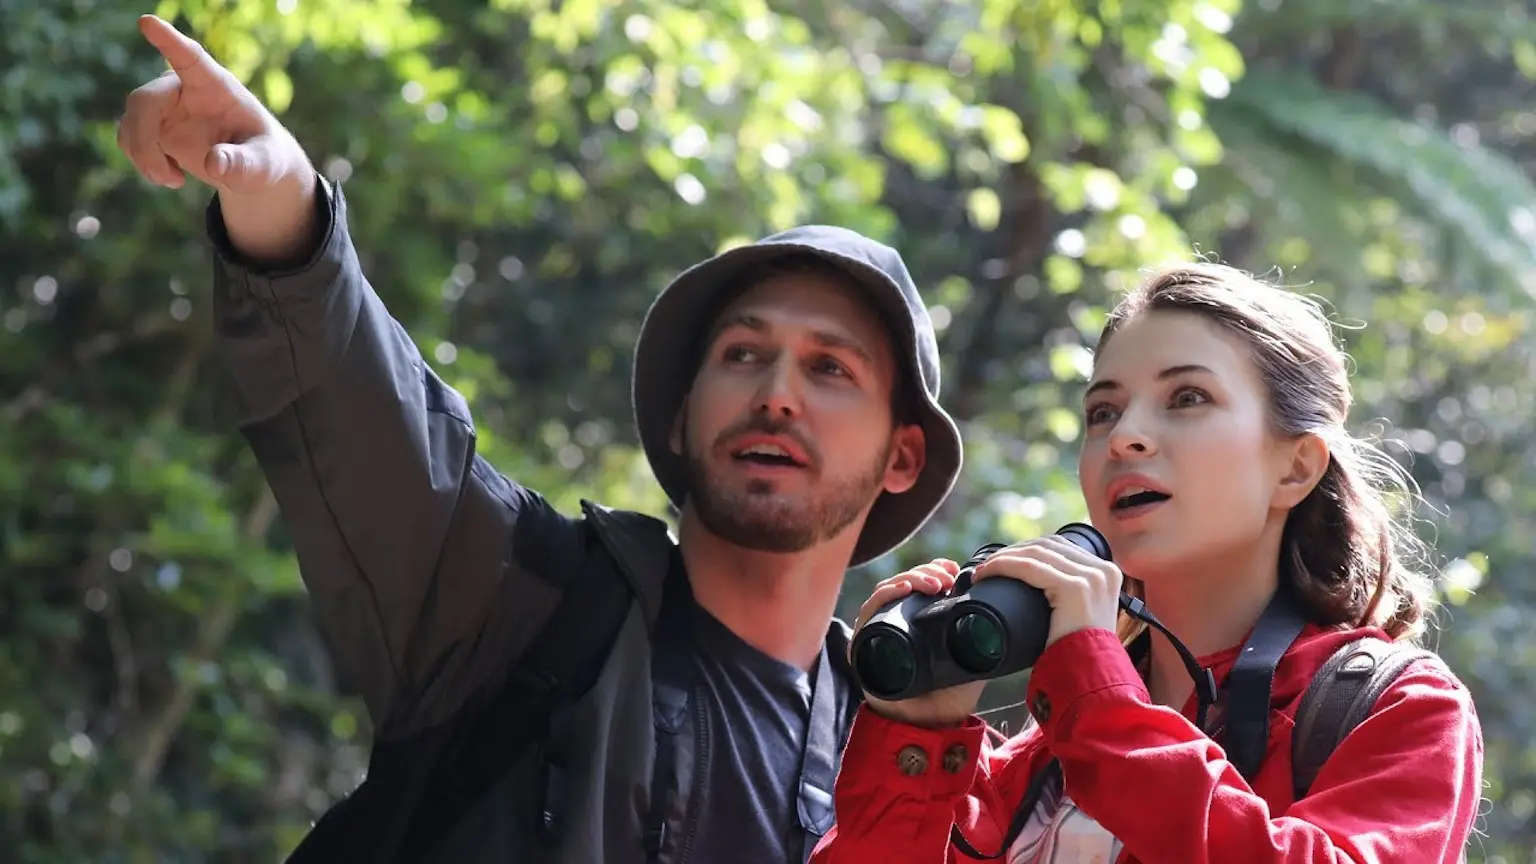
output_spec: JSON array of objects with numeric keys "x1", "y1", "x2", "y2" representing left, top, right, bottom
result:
[
  {"x1": 1084, "y1": 404, "x2": 1116, "y2": 425},
  {"x1": 723, "y1": 345, "x2": 759, "y2": 363},
  {"x1": 1171, "y1": 387, "x2": 1211, "y2": 408}
]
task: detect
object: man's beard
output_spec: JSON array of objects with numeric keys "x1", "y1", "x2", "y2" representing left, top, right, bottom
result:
[{"x1": 683, "y1": 424, "x2": 891, "y2": 554}]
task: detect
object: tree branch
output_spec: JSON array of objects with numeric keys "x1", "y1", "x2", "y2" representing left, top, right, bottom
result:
[
  {"x1": 129, "y1": 486, "x2": 279, "y2": 795},
  {"x1": 947, "y1": 161, "x2": 1056, "y2": 422},
  {"x1": 1, "y1": 385, "x2": 47, "y2": 424},
  {"x1": 1318, "y1": 27, "x2": 1366, "y2": 91},
  {"x1": 72, "y1": 313, "x2": 182, "y2": 364}
]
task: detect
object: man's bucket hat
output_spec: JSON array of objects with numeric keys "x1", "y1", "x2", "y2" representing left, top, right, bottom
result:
[{"x1": 631, "y1": 225, "x2": 963, "y2": 567}]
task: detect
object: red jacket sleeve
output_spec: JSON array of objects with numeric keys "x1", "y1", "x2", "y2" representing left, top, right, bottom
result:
[
  {"x1": 810, "y1": 705, "x2": 1016, "y2": 863},
  {"x1": 1027, "y1": 627, "x2": 1485, "y2": 864}
]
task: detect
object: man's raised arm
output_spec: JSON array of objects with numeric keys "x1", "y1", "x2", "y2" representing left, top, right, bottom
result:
[{"x1": 119, "y1": 15, "x2": 576, "y2": 738}]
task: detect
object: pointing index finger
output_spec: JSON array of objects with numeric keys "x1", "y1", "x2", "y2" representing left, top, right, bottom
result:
[{"x1": 139, "y1": 14, "x2": 214, "y2": 75}]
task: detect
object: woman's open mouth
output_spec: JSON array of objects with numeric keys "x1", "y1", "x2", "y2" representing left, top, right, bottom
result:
[{"x1": 1110, "y1": 487, "x2": 1172, "y2": 520}]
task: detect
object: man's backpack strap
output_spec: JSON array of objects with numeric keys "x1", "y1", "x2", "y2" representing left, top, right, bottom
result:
[
  {"x1": 823, "y1": 617, "x2": 862, "y2": 730},
  {"x1": 643, "y1": 547, "x2": 694, "y2": 863},
  {"x1": 1291, "y1": 636, "x2": 1433, "y2": 801},
  {"x1": 798, "y1": 616, "x2": 861, "y2": 864},
  {"x1": 395, "y1": 502, "x2": 671, "y2": 858},
  {"x1": 580, "y1": 500, "x2": 671, "y2": 630}
]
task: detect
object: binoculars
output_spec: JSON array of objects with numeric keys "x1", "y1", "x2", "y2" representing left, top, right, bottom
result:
[{"x1": 850, "y1": 523, "x2": 1112, "y2": 701}]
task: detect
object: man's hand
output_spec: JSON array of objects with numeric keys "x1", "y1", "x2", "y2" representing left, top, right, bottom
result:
[{"x1": 118, "y1": 14, "x2": 320, "y2": 263}]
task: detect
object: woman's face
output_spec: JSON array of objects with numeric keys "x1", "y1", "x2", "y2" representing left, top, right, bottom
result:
[{"x1": 1076, "y1": 310, "x2": 1303, "y2": 581}]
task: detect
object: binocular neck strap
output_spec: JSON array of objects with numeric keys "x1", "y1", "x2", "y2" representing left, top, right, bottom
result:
[
  {"x1": 1118, "y1": 588, "x2": 1307, "y2": 765},
  {"x1": 1118, "y1": 593, "x2": 1219, "y2": 729}
]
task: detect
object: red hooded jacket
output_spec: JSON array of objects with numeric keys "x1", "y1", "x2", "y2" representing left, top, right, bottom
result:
[{"x1": 811, "y1": 624, "x2": 1483, "y2": 863}]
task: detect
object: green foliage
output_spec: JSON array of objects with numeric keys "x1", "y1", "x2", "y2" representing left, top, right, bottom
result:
[
  {"x1": 4, "y1": 0, "x2": 1536, "y2": 859},
  {"x1": 1212, "y1": 69, "x2": 1536, "y2": 300}
]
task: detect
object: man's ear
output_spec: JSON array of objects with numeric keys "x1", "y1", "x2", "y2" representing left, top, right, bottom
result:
[
  {"x1": 882, "y1": 423, "x2": 927, "y2": 495},
  {"x1": 670, "y1": 395, "x2": 689, "y2": 456},
  {"x1": 1271, "y1": 432, "x2": 1330, "y2": 511}
]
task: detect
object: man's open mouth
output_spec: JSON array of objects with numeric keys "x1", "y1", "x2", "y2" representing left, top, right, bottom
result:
[{"x1": 731, "y1": 443, "x2": 807, "y2": 468}]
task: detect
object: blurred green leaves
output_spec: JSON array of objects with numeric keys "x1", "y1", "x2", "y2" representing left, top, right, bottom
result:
[{"x1": 3, "y1": 0, "x2": 1536, "y2": 859}]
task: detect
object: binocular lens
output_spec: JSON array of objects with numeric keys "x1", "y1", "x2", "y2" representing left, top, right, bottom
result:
[
  {"x1": 853, "y1": 631, "x2": 917, "y2": 698},
  {"x1": 949, "y1": 611, "x2": 1006, "y2": 674}
]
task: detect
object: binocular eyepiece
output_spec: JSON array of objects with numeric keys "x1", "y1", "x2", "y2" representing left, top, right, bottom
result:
[{"x1": 850, "y1": 523, "x2": 1112, "y2": 702}]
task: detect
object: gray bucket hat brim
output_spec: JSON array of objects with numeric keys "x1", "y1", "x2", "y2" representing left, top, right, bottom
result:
[{"x1": 631, "y1": 225, "x2": 963, "y2": 568}]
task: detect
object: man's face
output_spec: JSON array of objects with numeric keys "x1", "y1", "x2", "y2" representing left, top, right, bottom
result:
[{"x1": 674, "y1": 271, "x2": 926, "y2": 554}]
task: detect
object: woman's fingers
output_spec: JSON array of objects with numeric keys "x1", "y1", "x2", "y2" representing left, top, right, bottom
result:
[{"x1": 972, "y1": 538, "x2": 1124, "y2": 647}]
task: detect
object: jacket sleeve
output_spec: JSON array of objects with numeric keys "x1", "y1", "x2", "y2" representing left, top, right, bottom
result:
[
  {"x1": 209, "y1": 176, "x2": 579, "y2": 740},
  {"x1": 810, "y1": 705, "x2": 1022, "y2": 864},
  {"x1": 1024, "y1": 627, "x2": 1484, "y2": 864}
]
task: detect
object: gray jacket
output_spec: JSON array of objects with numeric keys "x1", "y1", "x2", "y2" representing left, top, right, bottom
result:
[{"x1": 209, "y1": 177, "x2": 857, "y2": 863}]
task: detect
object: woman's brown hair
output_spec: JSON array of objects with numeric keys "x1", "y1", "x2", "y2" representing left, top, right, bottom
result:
[{"x1": 1099, "y1": 262, "x2": 1438, "y2": 642}]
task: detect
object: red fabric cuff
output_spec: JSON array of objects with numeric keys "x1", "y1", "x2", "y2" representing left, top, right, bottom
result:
[
  {"x1": 839, "y1": 704, "x2": 989, "y2": 799},
  {"x1": 1025, "y1": 627, "x2": 1147, "y2": 745}
]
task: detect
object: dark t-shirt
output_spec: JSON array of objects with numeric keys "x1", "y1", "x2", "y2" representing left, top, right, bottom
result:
[{"x1": 687, "y1": 606, "x2": 854, "y2": 864}]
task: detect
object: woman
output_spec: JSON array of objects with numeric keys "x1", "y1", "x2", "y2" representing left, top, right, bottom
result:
[{"x1": 814, "y1": 264, "x2": 1483, "y2": 863}]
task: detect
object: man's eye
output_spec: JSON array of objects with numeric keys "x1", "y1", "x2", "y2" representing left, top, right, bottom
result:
[
  {"x1": 813, "y1": 357, "x2": 849, "y2": 377},
  {"x1": 723, "y1": 346, "x2": 759, "y2": 363}
]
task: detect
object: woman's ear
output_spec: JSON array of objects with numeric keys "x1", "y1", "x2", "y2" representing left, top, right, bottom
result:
[{"x1": 1272, "y1": 432, "x2": 1330, "y2": 511}]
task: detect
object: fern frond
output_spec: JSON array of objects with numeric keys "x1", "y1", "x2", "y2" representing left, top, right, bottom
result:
[
  {"x1": 1198, "y1": 102, "x2": 1372, "y2": 265},
  {"x1": 1216, "y1": 69, "x2": 1536, "y2": 299},
  {"x1": 1237, "y1": 0, "x2": 1536, "y2": 47}
]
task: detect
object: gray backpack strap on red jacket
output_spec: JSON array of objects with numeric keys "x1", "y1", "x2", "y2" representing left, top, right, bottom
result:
[
  {"x1": 1290, "y1": 635, "x2": 1435, "y2": 801},
  {"x1": 1291, "y1": 636, "x2": 1468, "y2": 862}
]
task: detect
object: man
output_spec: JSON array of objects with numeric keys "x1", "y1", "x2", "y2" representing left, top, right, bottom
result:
[{"x1": 117, "y1": 14, "x2": 963, "y2": 864}]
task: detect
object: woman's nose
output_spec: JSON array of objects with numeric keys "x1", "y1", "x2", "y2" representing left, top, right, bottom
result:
[{"x1": 1108, "y1": 419, "x2": 1156, "y2": 459}]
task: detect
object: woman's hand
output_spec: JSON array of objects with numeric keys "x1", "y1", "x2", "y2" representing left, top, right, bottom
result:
[
  {"x1": 849, "y1": 538, "x2": 1124, "y2": 729},
  {"x1": 851, "y1": 560, "x2": 987, "y2": 729},
  {"x1": 973, "y1": 535, "x2": 1124, "y2": 648}
]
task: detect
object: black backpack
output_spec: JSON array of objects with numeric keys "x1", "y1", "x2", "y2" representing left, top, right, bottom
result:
[
  {"x1": 285, "y1": 502, "x2": 670, "y2": 863},
  {"x1": 287, "y1": 499, "x2": 854, "y2": 864}
]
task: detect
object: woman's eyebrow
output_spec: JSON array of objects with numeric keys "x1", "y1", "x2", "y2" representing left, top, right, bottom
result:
[{"x1": 1083, "y1": 364, "x2": 1215, "y2": 400}]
